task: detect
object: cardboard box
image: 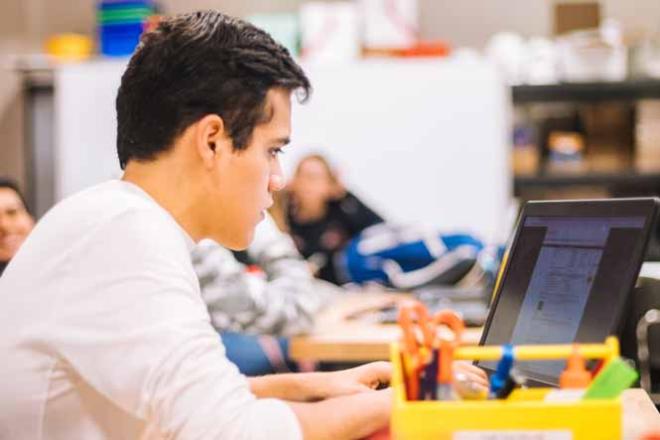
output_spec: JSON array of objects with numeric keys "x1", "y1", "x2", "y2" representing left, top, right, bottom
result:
[{"x1": 554, "y1": 2, "x2": 601, "y2": 35}]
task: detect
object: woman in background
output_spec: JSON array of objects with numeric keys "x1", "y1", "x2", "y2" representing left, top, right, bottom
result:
[
  {"x1": 0, "y1": 178, "x2": 34, "y2": 276},
  {"x1": 284, "y1": 154, "x2": 384, "y2": 285}
]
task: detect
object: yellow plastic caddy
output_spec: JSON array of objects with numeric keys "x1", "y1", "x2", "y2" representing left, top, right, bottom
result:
[{"x1": 390, "y1": 338, "x2": 622, "y2": 439}]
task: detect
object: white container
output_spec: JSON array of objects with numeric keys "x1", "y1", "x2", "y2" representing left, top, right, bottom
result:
[
  {"x1": 484, "y1": 32, "x2": 527, "y2": 86},
  {"x1": 360, "y1": 0, "x2": 418, "y2": 49},
  {"x1": 558, "y1": 30, "x2": 627, "y2": 82},
  {"x1": 636, "y1": 38, "x2": 660, "y2": 79},
  {"x1": 524, "y1": 37, "x2": 559, "y2": 85},
  {"x1": 300, "y1": 2, "x2": 361, "y2": 64}
]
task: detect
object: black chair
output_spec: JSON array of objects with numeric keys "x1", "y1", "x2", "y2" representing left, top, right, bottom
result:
[
  {"x1": 620, "y1": 276, "x2": 660, "y2": 404},
  {"x1": 636, "y1": 309, "x2": 660, "y2": 398}
]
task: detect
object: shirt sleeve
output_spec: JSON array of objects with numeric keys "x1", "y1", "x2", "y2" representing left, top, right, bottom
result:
[{"x1": 50, "y1": 208, "x2": 302, "y2": 439}]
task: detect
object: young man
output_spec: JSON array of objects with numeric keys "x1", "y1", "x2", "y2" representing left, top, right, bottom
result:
[
  {"x1": 0, "y1": 178, "x2": 34, "y2": 276},
  {"x1": 0, "y1": 10, "x2": 486, "y2": 439},
  {"x1": 0, "y1": 11, "x2": 392, "y2": 440}
]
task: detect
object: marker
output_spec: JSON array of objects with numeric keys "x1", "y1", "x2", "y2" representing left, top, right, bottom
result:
[
  {"x1": 583, "y1": 357, "x2": 638, "y2": 400},
  {"x1": 559, "y1": 345, "x2": 591, "y2": 389},
  {"x1": 420, "y1": 348, "x2": 439, "y2": 400}
]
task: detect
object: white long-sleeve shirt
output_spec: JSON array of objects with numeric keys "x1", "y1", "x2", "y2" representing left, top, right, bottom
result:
[{"x1": 0, "y1": 180, "x2": 301, "y2": 440}]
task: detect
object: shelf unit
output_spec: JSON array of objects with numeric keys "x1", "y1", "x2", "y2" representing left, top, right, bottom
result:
[
  {"x1": 512, "y1": 80, "x2": 660, "y2": 103},
  {"x1": 511, "y1": 79, "x2": 660, "y2": 197},
  {"x1": 514, "y1": 168, "x2": 660, "y2": 193}
]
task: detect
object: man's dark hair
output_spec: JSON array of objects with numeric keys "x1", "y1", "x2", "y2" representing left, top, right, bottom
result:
[
  {"x1": 0, "y1": 178, "x2": 29, "y2": 212},
  {"x1": 116, "y1": 10, "x2": 311, "y2": 169}
]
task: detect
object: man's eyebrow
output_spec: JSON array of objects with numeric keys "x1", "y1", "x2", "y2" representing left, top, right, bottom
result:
[
  {"x1": 0, "y1": 201, "x2": 22, "y2": 210},
  {"x1": 0, "y1": 205, "x2": 21, "y2": 214},
  {"x1": 273, "y1": 137, "x2": 290, "y2": 146}
]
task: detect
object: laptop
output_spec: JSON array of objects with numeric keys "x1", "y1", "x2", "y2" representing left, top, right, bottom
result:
[{"x1": 478, "y1": 197, "x2": 660, "y2": 386}]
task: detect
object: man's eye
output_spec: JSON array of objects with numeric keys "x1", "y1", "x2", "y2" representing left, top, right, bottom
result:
[{"x1": 269, "y1": 147, "x2": 284, "y2": 157}]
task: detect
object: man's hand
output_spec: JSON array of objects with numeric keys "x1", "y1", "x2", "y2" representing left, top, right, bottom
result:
[
  {"x1": 453, "y1": 361, "x2": 488, "y2": 387},
  {"x1": 315, "y1": 361, "x2": 392, "y2": 400},
  {"x1": 452, "y1": 360, "x2": 489, "y2": 397},
  {"x1": 319, "y1": 360, "x2": 488, "y2": 401},
  {"x1": 251, "y1": 360, "x2": 486, "y2": 403},
  {"x1": 287, "y1": 388, "x2": 392, "y2": 440}
]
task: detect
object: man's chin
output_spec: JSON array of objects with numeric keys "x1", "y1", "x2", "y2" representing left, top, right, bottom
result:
[{"x1": 214, "y1": 230, "x2": 254, "y2": 251}]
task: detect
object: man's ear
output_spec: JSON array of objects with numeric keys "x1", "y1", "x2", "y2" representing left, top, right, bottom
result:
[{"x1": 194, "y1": 114, "x2": 228, "y2": 169}]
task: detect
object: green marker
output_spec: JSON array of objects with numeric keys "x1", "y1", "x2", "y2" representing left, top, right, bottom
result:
[{"x1": 583, "y1": 357, "x2": 639, "y2": 400}]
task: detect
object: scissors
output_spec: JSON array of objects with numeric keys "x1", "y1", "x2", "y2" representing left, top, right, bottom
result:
[
  {"x1": 398, "y1": 301, "x2": 432, "y2": 400},
  {"x1": 433, "y1": 309, "x2": 465, "y2": 400},
  {"x1": 398, "y1": 301, "x2": 465, "y2": 400}
]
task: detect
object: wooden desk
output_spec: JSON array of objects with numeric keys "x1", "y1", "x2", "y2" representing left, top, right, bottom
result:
[{"x1": 289, "y1": 292, "x2": 482, "y2": 363}]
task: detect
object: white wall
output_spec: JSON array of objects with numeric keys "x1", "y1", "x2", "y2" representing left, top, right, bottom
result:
[{"x1": 285, "y1": 58, "x2": 512, "y2": 243}]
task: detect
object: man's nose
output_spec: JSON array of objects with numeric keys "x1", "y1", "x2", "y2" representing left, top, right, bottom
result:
[
  {"x1": 269, "y1": 174, "x2": 285, "y2": 192},
  {"x1": 269, "y1": 160, "x2": 285, "y2": 192}
]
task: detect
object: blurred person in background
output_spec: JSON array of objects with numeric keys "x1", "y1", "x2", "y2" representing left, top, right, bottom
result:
[
  {"x1": 0, "y1": 178, "x2": 34, "y2": 276},
  {"x1": 193, "y1": 212, "x2": 336, "y2": 375},
  {"x1": 284, "y1": 154, "x2": 384, "y2": 284}
]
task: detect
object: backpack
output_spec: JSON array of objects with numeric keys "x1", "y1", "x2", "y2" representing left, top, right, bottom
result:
[{"x1": 337, "y1": 223, "x2": 491, "y2": 290}]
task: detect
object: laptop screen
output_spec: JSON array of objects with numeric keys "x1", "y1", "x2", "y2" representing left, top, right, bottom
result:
[{"x1": 478, "y1": 199, "x2": 659, "y2": 385}]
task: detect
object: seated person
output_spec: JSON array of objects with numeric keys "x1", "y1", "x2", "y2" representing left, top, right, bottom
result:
[
  {"x1": 0, "y1": 12, "x2": 487, "y2": 439},
  {"x1": 284, "y1": 154, "x2": 384, "y2": 284},
  {"x1": 0, "y1": 178, "x2": 34, "y2": 276},
  {"x1": 192, "y1": 212, "x2": 336, "y2": 375}
]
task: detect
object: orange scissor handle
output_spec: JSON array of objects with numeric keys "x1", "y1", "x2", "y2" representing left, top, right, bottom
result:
[
  {"x1": 431, "y1": 309, "x2": 465, "y2": 342},
  {"x1": 438, "y1": 339, "x2": 455, "y2": 383},
  {"x1": 398, "y1": 301, "x2": 432, "y2": 401},
  {"x1": 398, "y1": 300, "x2": 436, "y2": 350},
  {"x1": 431, "y1": 309, "x2": 465, "y2": 384},
  {"x1": 398, "y1": 303, "x2": 420, "y2": 357},
  {"x1": 398, "y1": 304, "x2": 467, "y2": 395}
]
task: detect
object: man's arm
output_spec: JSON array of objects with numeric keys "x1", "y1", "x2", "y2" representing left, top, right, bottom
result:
[
  {"x1": 250, "y1": 362, "x2": 393, "y2": 439},
  {"x1": 256, "y1": 361, "x2": 487, "y2": 439},
  {"x1": 288, "y1": 389, "x2": 392, "y2": 440},
  {"x1": 249, "y1": 360, "x2": 487, "y2": 403},
  {"x1": 249, "y1": 361, "x2": 392, "y2": 402}
]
